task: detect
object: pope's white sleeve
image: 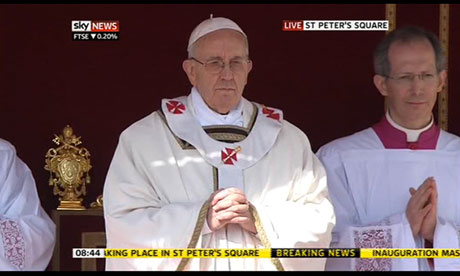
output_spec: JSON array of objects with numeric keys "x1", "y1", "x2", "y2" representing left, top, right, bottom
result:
[
  {"x1": 103, "y1": 132, "x2": 208, "y2": 270},
  {"x1": 0, "y1": 148, "x2": 56, "y2": 271},
  {"x1": 252, "y1": 146, "x2": 336, "y2": 271},
  {"x1": 317, "y1": 147, "x2": 418, "y2": 271}
]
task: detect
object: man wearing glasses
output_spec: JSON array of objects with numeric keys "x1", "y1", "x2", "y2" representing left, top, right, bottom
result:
[
  {"x1": 317, "y1": 26, "x2": 460, "y2": 270},
  {"x1": 103, "y1": 16, "x2": 335, "y2": 271}
]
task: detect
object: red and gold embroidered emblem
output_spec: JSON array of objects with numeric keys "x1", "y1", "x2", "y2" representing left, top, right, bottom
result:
[
  {"x1": 262, "y1": 106, "x2": 280, "y2": 121},
  {"x1": 166, "y1": 100, "x2": 186, "y2": 114},
  {"x1": 221, "y1": 146, "x2": 242, "y2": 165}
]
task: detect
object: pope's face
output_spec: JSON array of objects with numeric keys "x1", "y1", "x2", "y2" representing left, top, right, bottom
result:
[
  {"x1": 183, "y1": 30, "x2": 252, "y2": 114},
  {"x1": 374, "y1": 39, "x2": 446, "y2": 129}
]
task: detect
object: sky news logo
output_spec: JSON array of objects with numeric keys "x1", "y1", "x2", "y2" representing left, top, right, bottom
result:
[
  {"x1": 72, "y1": 20, "x2": 119, "y2": 41},
  {"x1": 282, "y1": 20, "x2": 389, "y2": 31}
]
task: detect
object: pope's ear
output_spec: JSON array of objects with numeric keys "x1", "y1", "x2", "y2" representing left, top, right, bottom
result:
[
  {"x1": 247, "y1": 60, "x2": 253, "y2": 73},
  {"x1": 183, "y1": 59, "x2": 196, "y2": 86},
  {"x1": 374, "y1": 74, "x2": 389, "y2": 96}
]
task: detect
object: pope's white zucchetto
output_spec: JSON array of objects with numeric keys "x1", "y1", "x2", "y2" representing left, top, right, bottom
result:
[{"x1": 187, "y1": 15, "x2": 247, "y2": 53}]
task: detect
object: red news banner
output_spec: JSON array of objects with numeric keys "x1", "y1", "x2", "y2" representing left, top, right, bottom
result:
[
  {"x1": 282, "y1": 20, "x2": 388, "y2": 31},
  {"x1": 72, "y1": 20, "x2": 119, "y2": 41}
]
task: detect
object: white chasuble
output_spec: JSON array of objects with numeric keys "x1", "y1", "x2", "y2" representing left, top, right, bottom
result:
[{"x1": 103, "y1": 93, "x2": 335, "y2": 271}]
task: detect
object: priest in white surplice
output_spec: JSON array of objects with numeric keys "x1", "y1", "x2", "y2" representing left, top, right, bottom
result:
[
  {"x1": 103, "y1": 16, "x2": 335, "y2": 271},
  {"x1": 317, "y1": 26, "x2": 460, "y2": 271},
  {"x1": 0, "y1": 139, "x2": 55, "y2": 270}
]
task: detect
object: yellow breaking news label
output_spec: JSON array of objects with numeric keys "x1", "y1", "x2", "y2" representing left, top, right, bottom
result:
[
  {"x1": 272, "y1": 248, "x2": 359, "y2": 258},
  {"x1": 72, "y1": 248, "x2": 460, "y2": 259}
]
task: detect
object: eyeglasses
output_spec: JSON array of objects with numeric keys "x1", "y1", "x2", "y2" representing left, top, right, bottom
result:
[
  {"x1": 383, "y1": 72, "x2": 439, "y2": 86},
  {"x1": 190, "y1": 57, "x2": 251, "y2": 74}
]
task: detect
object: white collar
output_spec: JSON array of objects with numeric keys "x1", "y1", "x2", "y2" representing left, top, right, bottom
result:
[
  {"x1": 191, "y1": 87, "x2": 244, "y2": 127},
  {"x1": 386, "y1": 111, "x2": 433, "y2": 142}
]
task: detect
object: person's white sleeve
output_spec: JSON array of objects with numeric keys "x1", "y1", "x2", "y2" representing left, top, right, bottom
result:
[
  {"x1": 253, "y1": 147, "x2": 336, "y2": 271},
  {"x1": 432, "y1": 216, "x2": 460, "y2": 270},
  {"x1": 317, "y1": 147, "x2": 418, "y2": 271},
  {"x1": 0, "y1": 147, "x2": 56, "y2": 271},
  {"x1": 103, "y1": 132, "x2": 209, "y2": 271}
]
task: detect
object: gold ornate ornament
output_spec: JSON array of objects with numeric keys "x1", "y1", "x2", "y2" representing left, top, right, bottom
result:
[
  {"x1": 90, "y1": 195, "x2": 103, "y2": 209},
  {"x1": 45, "y1": 125, "x2": 92, "y2": 210}
]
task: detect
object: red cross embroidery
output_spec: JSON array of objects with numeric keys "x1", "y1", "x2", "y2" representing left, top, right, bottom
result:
[
  {"x1": 221, "y1": 147, "x2": 241, "y2": 165},
  {"x1": 262, "y1": 107, "x2": 280, "y2": 121},
  {"x1": 166, "y1": 100, "x2": 186, "y2": 114}
]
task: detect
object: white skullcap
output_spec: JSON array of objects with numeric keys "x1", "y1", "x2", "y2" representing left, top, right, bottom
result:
[{"x1": 187, "y1": 15, "x2": 247, "y2": 53}]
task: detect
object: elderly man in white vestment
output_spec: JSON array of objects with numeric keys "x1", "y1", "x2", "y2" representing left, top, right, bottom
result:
[
  {"x1": 0, "y1": 138, "x2": 55, "y2": 270},
  {"x1": 317, "y1": 26, "x2": 460, "y2": 271},
  {"x1": 103, "y1": 16, "x2": 335, "y2": 271}
]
